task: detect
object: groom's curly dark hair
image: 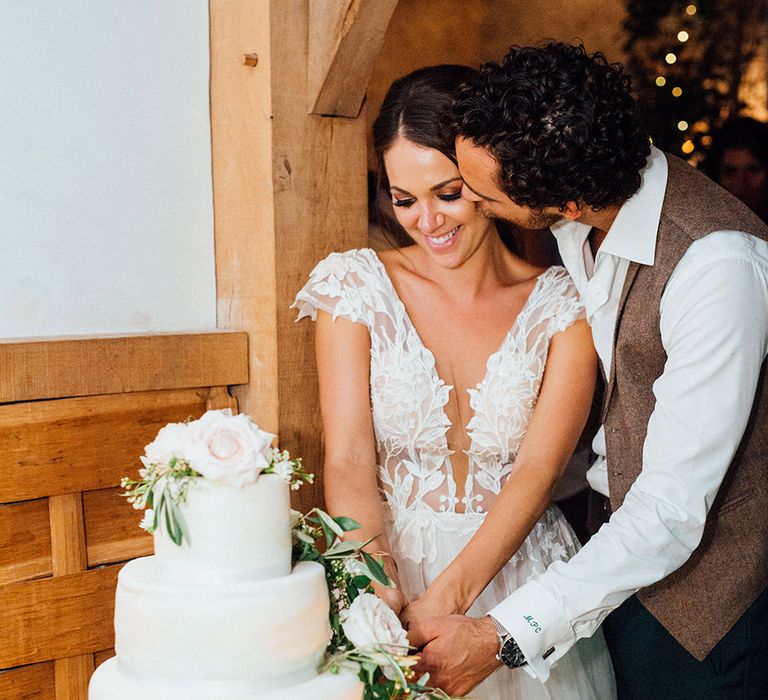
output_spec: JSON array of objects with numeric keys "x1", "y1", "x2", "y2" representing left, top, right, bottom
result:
[{"x1": 452, "y1": 42, "x2": 651, "y2": 211}]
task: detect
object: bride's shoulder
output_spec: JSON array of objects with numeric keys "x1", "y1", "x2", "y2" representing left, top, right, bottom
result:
[
  {"x1": 535, "y1": 266, "x2": 585, "y2": 326},
  {"x1": 540, "y1": 264, "x2": 577, "y2": 289},
  {"x1": 374, "y1": 245, "x2": 425, "y2": 283},
  {"x1": 308, "y1": 247, "x2": 381, "y2": 280},
  {"x1": 376, "y1": 245, "x2": 418, "y2": 268}
]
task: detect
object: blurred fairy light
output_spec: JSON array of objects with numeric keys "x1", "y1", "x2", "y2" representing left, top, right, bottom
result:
[
  {"x1": 681, "y1": 140, "x2": 695, "y2": 154},
  {"x1": 672, "y1": 87, "x2": 683, "y2": 97},
  {"x1": 656, "y1": 76, "x2": 667, "y2": 86},
  {"x1": 686, "y1": 4, "x2": 697, "y2": 15},
  {"x1": 678, "y1": 120, "x2": 689, "y2": 131},
  {"x1": 701, "y1": 135, "x2": 713, "y2": 146},
  {"x1": 665, "y1": 53, "x2": 677, "y2": 64},
  {"x1": 678, "y1": 31, "x2": 689, "y2": 42}
]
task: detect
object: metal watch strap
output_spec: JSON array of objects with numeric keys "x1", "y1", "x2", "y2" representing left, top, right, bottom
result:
[
  {"x1": 489, "y1": 615, "x2": 510, "y2": 656},
  {"x1": 487, "y1": 615, "x2": 527, "y2": 669}
]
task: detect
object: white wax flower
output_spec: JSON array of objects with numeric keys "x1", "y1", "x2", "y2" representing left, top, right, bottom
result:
[
  {"x1": 143, "y1": 421, "x2": 190, "y2": 465},
  {"x1": 184, "y1": 409, "x2": 275, "y2": 488},
  {"x1": 139, "y1": 508, "x2": 155, "y2": 532},
  {"x1": 344, "y1": 558, "x2": 364, "y2": 577},
  {"x1": 274, "y1": 459, "x2": 294, "y2": 482},
  {"x1": 340, "y1": 593, "x2": 408, "y2": 651}
]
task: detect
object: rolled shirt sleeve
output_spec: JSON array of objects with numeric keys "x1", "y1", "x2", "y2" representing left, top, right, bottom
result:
[{"x1": 490, "y1": 234, "x2": 768, "y2": 680}]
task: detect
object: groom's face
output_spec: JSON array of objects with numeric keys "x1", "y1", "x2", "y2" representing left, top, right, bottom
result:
[{"x1": 455, "y1": 137, "x2": 562, "y2": 230}]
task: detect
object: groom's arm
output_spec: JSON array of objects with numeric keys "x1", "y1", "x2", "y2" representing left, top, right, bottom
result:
[
  {"x1": 411, "y1": 235, "x2": 768, "y2": 691},
  {"x1": 489, "y1": 238, "x2": 768, "y2": 681}
]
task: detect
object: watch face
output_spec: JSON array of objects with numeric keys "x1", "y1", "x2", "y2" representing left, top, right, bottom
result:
[{"x1": 500, "y1": 639, "x2": 527, "y2": 668}]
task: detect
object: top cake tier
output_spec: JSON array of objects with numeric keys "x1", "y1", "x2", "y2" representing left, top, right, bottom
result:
[{"x1": 153, "y1": 474, "x2": 292, "y2": 582}]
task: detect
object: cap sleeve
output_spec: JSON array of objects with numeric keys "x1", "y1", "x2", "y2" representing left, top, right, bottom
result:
[
  {"x1": 545, "y1": 267, "x2": 586, "y2": 337},
  {"x1": 292, "y1": 249, "x2": 378, "y2": 328}
]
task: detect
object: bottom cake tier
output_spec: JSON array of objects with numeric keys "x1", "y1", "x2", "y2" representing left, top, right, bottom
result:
[{"x1": 89, "y1": 657, "x2": 363, "y2": 700}]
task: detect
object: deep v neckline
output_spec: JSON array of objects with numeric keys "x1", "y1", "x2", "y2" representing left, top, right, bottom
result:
[{"x1": 367, "y1": 248, "x2": 553, "y2": 408}]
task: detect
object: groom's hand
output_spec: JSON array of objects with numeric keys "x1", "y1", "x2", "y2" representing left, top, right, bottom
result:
[{"x1": 408, "y1": 614, "x2": 501, "y2": 696}]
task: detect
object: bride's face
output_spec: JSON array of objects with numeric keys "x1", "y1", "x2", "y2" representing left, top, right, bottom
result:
[{"x1": 383, "y1": 136, "x2": 493, "y2": 267}]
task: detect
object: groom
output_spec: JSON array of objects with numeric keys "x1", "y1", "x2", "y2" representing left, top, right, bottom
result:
[{"x1": 408, "y1": 43, "x2": 768, "y2": 698}]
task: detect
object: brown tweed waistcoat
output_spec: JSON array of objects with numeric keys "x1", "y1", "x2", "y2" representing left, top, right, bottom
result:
[{"x1": 603, "y1": 153, "x2": 768, "y2": 661}]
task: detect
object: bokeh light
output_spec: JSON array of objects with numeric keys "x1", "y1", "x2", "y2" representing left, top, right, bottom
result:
[
  {"x1": 677, "y1": 120, "x2": 689, "y2": 131},
  {"x1": 672, "y1": 86, "x2": 683, "y2": 97},
  {"x1": 655, "y1": 76, "x2": 667, "y2": 86},
  {"x1": 681, "y1": 140, "x2": 695, "y2": 154},
  {"x1": 678, "y1": 31, "x2": 690, "y2": 42},
  {"x1": 665, "y1": 53, "x2": 677, "y2": 64},
  {"x1": 686, "y1": 4, "x2": 697, "y2": 15}
]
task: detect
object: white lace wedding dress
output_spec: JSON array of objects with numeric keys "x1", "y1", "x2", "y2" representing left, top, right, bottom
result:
[{"x1": 294, "y1": 248, "x2": 616, "y2": 700}]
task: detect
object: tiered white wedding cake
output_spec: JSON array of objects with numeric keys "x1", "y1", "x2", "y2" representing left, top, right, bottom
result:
[{"x1": 89, "y1": 474, "x2": 363, "y2": 699}]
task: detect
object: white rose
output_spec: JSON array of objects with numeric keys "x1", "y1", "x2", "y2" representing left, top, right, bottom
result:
[
  {"x1": 340, "y1": 593, "x2": 408, "y2": 651},
  {"x1": 184, "y1": 409, "x2": 275, "y2": 487},
  {"x1": 143, "y1": 421, "x2": 191, "y2": 466}
]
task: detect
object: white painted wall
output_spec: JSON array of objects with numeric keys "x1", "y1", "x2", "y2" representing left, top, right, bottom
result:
[{"x1": 1, "y1": 1, "x2": 216, "y2": 338}]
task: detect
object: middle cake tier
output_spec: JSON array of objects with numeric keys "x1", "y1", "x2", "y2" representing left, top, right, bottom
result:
[{"x1": 114, "y1": 558, "x2": 331, "y2": 693}]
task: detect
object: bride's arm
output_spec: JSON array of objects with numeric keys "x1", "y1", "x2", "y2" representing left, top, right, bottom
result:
[
  {"x1": 403, "y1": 319, "x2": 596, "y2": 624},
  {"x1": 315, "y1": 310, "x2": 405, "y2": 613}
]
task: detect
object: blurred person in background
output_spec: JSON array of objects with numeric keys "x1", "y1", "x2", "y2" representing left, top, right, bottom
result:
[{"x1": 704, "y1": 116, "x2": 768, "y2": 223}]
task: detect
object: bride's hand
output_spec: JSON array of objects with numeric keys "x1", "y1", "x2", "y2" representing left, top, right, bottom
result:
[{"x1": 400, "y1": 588, "x2": 462, "y2": 631}]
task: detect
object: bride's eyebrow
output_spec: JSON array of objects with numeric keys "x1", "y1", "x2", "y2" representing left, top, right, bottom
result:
[
  {"x1": 390, "y1": 177, "x2": 463, "y2": 196},
  {"x1": 430, "y1": 177, "x2": 463, "y2": 190}
]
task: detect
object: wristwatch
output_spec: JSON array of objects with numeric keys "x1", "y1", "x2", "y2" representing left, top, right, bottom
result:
[{"x1": 487, "y1": 615, "x2": 527, "y2": 668}]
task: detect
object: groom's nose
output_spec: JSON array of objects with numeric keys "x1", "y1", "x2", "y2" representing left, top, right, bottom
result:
[{"x1": 462, "y1": 184, "x2": 483, "y2": 202}]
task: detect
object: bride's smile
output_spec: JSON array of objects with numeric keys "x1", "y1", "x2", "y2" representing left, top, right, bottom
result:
[{"x1": 383, "y1": 136, "x2": 495, "y2": 269}]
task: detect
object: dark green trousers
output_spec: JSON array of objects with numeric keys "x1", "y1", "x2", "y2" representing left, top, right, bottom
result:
[{"x1": 603, "y1": 587, "x2": 768, "y2": 700}]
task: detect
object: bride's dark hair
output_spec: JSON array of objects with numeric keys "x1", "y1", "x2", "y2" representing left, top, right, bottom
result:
[{"x1": 372, "y1": 65, "x2": 519, "y2": 253}]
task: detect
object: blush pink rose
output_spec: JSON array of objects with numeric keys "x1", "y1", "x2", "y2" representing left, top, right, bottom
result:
[{"x1": 184, "y1": 409, "x2": 275, "y2": 487}]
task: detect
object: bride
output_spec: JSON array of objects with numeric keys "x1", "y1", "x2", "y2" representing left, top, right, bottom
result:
[{"x1": 294, "y1": 65, "x2": 616, "y2": 699}]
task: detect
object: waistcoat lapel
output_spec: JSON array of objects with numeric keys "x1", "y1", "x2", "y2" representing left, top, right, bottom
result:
[{"x1": 601, "y1": 261, "x2": 642, "y2": 422}]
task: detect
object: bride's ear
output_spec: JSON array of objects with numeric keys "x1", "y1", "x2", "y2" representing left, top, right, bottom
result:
[{"x1": 560, "y1": 201, "x2": 583, "y2": 221}]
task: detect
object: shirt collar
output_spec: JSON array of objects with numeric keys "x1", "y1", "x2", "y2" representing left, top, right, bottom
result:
[{"x1": 551, "y1": 145, "x2": 668, "y2": 266}]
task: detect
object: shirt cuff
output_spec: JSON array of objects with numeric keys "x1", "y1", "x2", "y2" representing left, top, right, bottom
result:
[{"x1": 488, "y1": 579, "x2": 576, "y2": 682}]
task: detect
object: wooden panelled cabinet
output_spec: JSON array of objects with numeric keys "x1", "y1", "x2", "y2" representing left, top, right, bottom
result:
[{"x1": 0, "y1": 333, "x2": 247, "y2": 699}]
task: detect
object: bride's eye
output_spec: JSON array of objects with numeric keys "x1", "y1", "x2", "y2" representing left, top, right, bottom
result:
[
  {"x1": 393, "y1": 198, "x2": 415, "y2": 208},
  {"x1": 438, "y1": 192, "x2": 462, "y2": 202}
]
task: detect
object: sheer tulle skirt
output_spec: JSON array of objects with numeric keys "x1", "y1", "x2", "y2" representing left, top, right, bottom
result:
[{"x1": 385, "y1": 505, "x2": 617, "y2": 700}]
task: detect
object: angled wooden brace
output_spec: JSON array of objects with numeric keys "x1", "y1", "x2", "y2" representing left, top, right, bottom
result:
[{"x1": 308, "y1": 0, "x2": 399, "y2": 117}]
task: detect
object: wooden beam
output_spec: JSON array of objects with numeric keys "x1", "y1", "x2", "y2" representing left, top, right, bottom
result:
[
  {"x1": 211, "y1": 0, "x2": 370, "y2": 511},
  {"x1": 54, "y1": 655, "x2": 93, "y2": 700},
  {"x1": 0, "y1": 566, "x2": 119, "y2": 668},
  {"x1": 0, "y1": 388, "x2": 221, "y2": 503},
  {"x1": 49, "y1": 494, "x2": 87, "y2": 577},
  {"x1": 0, "y1": 661, "x2": 55, "y2": 699},
  {"x1": 308, "y1": 0, "x2": 398, "y2": 117},
  {"x1": 49, "y1": 493, "x2": 92, "y2": 698},
  {"x1": 210, "y1": 0, "x2": 279, "y2": 435},
  {"x1": 0, "y1": 499, "x2": 52, "y2": 585},
  {"x1": 0, "y1": 333, "x2": 248, "y2": 403},
  {"x1": 83, "y1": 488, "x2": 153, "y2": 568}
]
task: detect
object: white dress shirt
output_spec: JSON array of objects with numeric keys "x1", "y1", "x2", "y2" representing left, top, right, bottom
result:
[{"x1": 489, "y1": 146, "x2": 768, "y2": 681}]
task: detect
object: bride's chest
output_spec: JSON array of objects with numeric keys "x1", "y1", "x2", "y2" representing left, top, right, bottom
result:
[{"x1": 368, "y1": 329, "x2": 548, "y2": 447}]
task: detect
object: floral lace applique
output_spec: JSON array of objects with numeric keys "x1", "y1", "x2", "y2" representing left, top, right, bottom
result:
[{"x1": 294, "y1": 250, "x2": 584, "y2": 564}]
